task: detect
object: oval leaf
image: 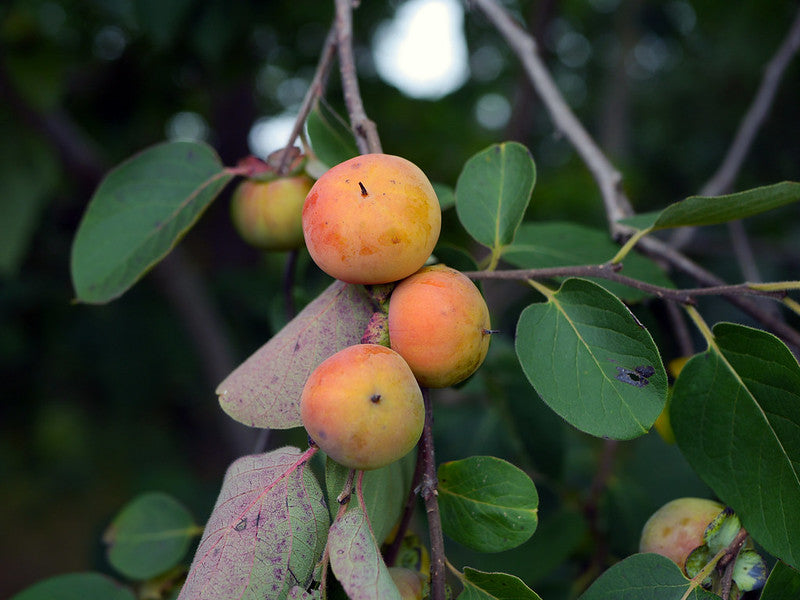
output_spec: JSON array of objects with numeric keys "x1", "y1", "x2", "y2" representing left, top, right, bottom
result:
[
  {"x1": 503, "y1": 221, "x2": 674, "y2": 301},
  {"x1": 455, "y1": 142, "x2": 535, "y2": 251},
  {"x1": 105, "y1": 491, "x2": 197, "y2": 580},
  {"x1": 328, "y1": 504, "x2": 401, "y2": 600},
  {"x1": 671, "y1": 323, "x2": 800, "y2": 568},
  {"x1": 515, "y1": 278, "x2": 666, "y2": 439},
  {"x1": 11, "y1": 572, "x2": 136, "y2": 600},
  {"x1": 578, "y1": 554, "x2": 718, "y2": 599},
  {"x1": 71, "y1": 141, "x2": 233, "y2": 303},
  {"x1": 458, "y1": 568, "x2": 543, "y2": 600},
  {"x1": 217, "y1": 281, "x2": 374, "y2": 429},
  {"x1": 438, "y1": 456, "x2": 538, "y2": 553},
  {"x1": 619, "y1": 181, "x2": 800, "y2": 232},
  {"x1": 178, "y1": 447, "x2": 329, "y2": 600}
]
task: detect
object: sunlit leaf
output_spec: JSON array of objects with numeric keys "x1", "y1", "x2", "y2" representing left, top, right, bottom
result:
[
  {"x1": 455, "y1": 142, "x2": 535, "y2": 252},
  {"x1": 438, "y1": 456, "x2": 538, "y2": 553},
  {"x1": 619, "y1": 181, "x2": 800, "y2": 231},
  {"x1": 578, "y1": 554, "x2": 718, "y2": 599},
  {"x1": 10, "y1": 572, "x2": 135, "y2": 600},
  {"x1": 671, "y1": 323, "x2": 800, "y2": 568},
  {"x1": 457, "y1": 568, "x2": 543, "y2": 600},
  {"x1": 328, "y1": 502, "x2": 401, "y2": 600},
  {"x1": 70, "y1": 141, "x2": 233, "y2": 303},
  {"x1": 515, "y1": 278, "x2": 666, "y2": 439},
  {"x1": 178, "y1": 447, "x2": 329, "y2": 600},
  {"x1": 217, "y1": 281, "x2": 374, "y2": 429},
  {"x1": 105, "y1": 491, "x2": 197, "y2": 580}
]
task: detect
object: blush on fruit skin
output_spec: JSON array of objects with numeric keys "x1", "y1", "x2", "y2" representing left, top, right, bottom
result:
[
  {"x1": 230, "y1": 176, "x2": 312, "y2": 251},
  {"x1": 302, "y1": 154, "x2": 441, "y2": 285},
  {"x1": 639, "y1": 497, "x2": 724, "y2": 571},
  {"x1": 388, "y1": 265, "x2": 491, "y2": 388},
  {"x1": 300, "y1": 344, "x2": 424, "y2": 471}
]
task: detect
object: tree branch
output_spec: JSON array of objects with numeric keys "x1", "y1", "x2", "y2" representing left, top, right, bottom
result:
[
  {"x1": 700, "y1": 5, "x2": 800, "y2": 198},
  {"x1": 463, "y1": 264, "x2": 790, "y2": 303},
  {"x1": 334, "y1": 0, "x2": 382, "y2": 154},
  {"x1": 472, "y1": 0, "x2": 634, "y2": 231},
  {"x1": 277, "y1": 25, "x2": 339, "y2": 174},
  {"x1": 418, "y1": 389, "x2": 446, "y2": 600}
]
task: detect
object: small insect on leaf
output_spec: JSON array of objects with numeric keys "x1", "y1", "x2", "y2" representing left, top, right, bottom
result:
[{"x1": 610, "y1": 359, "x2": 655, "y2": 388}]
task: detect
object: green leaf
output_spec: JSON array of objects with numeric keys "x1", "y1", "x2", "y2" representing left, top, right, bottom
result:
[
  {"x1": 515, "y1": 278, "x2": 667, "y2": 440},
  {"x1": 179, "y1": 447, "x2": 329, "y2": 600},
  {"x1": 455, "y1": 142, "x2": 536, "y2": 252},
  {"x1": 578, "y1": 554, "x2": 718, "y2": 599},
  {"x1": 671, "y1": 322, "x2": 800, "y2": 568},
  {"x1": 760, "y1": 561, "x2": 800, "y2": 600},
  {"x1": 105, "y1": 491, "x2": 197, "y2": 580},
  {"x1": 732, "y1": 548, "x2": 767, "y2": 592},
  {"x1": 457, "y1": 568, "x2": 543, "y2": 600},
  {"x1": 306, "y1": 101, "x2": 358, "y2": 169},
  {"x1": 328, "y1": 502, "x2": 402, "y2": 600},
  {"x1": 11, "y1": 572, "x2": 136, "y2": 600},
  {"x1": 618, "y1": 181, "x2": 800, "y2": 231},
  {"x1": 438, "y1": 456, "x2": 538, "y2": 553},
  {"x1": 70, "y1": 141, "x2": 233, "y2": 303},
  {"x1": 503, "y1": 221, "x2": 674, "y2": 301},
  {"x1": 217, "y1": 281, "x2": 375, "y2": 429},
  {"x1": 325, "y1": 451, "x2": 416, "y2": 546}
]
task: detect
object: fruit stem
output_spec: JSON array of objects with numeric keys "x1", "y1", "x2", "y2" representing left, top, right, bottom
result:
[{"x1": 419, "y1": 388, "x2": 446, "y2": 600}]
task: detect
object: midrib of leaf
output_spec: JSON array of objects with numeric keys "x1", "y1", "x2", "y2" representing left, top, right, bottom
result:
[
  {"x1": 88, "y1": 169, "x2": 229, "y2": 290},
  {"x1": 115, "y1": 526, "x2": 201, "y2": 542},
  {"x1": 713, "y1": 345, "x2": 800, "y2": 490},
  {"x1": 546, "y1": 292, "x2": 647, "y2": 432},
  {"x1": 493, "y1": 146, "x2": 506, "y2": 253},
  {"x1": 191, "y1": 451, "x2": 313, "y2": 571},
  {"x1": 440, "y1": 487, "x2": 537, "y2": 514}
]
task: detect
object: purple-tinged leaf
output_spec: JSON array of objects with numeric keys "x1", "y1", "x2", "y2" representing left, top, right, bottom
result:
[
  {"x1": 217, "y1": 281, "x2": 375, "y2": 429},
  {"x1": 288, "y1": 586, "x2": 322, "y2": 599},
  {"x1": 178, "y1": 447, "x2": 328, "y2": 600},
  {"x1": 328, "y1": 504, "x2": 402, "y2": 600}
]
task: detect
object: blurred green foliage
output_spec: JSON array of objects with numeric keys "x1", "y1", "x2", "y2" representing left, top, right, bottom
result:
[{"x1": 1, "y1": 0, "x2": 798, "y2": 597}]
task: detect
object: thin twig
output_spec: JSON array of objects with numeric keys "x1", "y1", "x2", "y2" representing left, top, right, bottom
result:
[
  {"x1": 463, "y1": 264, "x2": 789, "y2": 303},
  {"x1": 277, "y1": 25, "x2": 339, "y2": 175},
  {"x1": 472, "y1": 0, "x2": 634, "y2": 231},
  {"x1": 418, "y1": 389, "x2": 446, "y2": 600},
  {"x1": 334, "y1": 0, "x2": 382, "y2": 154}
]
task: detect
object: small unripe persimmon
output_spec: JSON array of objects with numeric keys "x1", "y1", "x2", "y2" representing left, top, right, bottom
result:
[
  {"x1": 388, "y1": 567, "x2": 426, "y2": 600},
  {"x1": 230, "y1": 175, "x2": 313, "y2": 250},
  {"x1": 639, "y1": 497, "x2": 724, "y2": 571},
  {"x1": 388, "y1": 265, "x2": 491, "y2": 388},
  {"x1": 302, "y1": 154, "x2": 441, "y2": 284},
  {"x1": 300, "y1": 344, "x2": 424, "y2": 470}
]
